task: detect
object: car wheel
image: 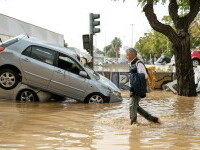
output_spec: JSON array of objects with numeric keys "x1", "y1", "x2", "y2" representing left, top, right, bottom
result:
[
  {"x1": 17, "y1": 90, "x2": 39, "y2": 102},
  {"x1": 161, "y1": 81, "x2": 171, "y2": 90},
  {"x1": 161, "y1": 83, "x2": 168, "y2": 90},
  {"x1": 0, "y1": 69, "x2": 20, "y2": 90},
  {"x1": 193, "y1": 59, "x2": 200, "y2": 66},
  {"x1": 85, "y1": 93, "x2": 105, "y2": 104}
]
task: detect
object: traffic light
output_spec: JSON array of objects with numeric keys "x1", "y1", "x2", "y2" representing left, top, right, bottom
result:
[
  {"x1": 82, "y1": 34, "x2": 90, "y2": 52},
  {"x1": 89, "y1": 13, "x2": 100, "y2": 34}
]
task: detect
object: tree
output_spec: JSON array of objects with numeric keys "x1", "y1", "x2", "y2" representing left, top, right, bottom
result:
[
  {"x1": 94, "y1": 48, "x2": 105, "y2": 56},
  {"x1": 115, "y1": 0, "x2": 200, "y2": 96},
  {"x1": 190, "y1": 14, "x2": 200, "y2": 49},
  {"x1": 111, "y1": 37, "x2": 122, "y2": 58},
  {"x1": 141, "y1": 0, "x2": 199, "y2": 96},
  {"x1": 161, "y1": 14, "x2": 200, "y2": 49},
  {"x1": 104, "y1": 37, "x2": 122, "y2": 58},
  {"x1": 135, "y1": 30, "x2": 173, "y2": 63},
  {"x1": 103, "y1": 44, "x2": 112, "y2": 57},
  {"x1": 107, "y1": 49, "x2": 116, "y2": 57}
]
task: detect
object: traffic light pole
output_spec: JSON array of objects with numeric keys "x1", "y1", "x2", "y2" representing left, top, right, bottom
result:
[
  {"x1": 89, "y1": 34, "x2": 94, "y2": 69},
  {"x1": 89, "y1": 13, "x2": 100, "y2": 69}
]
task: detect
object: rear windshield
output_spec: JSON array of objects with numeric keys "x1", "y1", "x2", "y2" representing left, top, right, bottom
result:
[{"x1": 0, "y1": 35, "x2": 26, "y2": 47}]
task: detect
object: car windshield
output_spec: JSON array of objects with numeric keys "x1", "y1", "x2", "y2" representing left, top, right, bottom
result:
[{"x1": 84, "y1": 65, "x2": 100, "y2": 80}]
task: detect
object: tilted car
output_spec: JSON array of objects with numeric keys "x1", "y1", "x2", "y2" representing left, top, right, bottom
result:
[{"x1": 0, "y1": 35, "x2": 122, "y2": 103}]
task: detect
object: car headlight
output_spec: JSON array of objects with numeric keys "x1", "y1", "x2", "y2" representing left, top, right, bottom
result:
[{"x1": 110, "y1": 91, "x2": 121, "y2": 96}]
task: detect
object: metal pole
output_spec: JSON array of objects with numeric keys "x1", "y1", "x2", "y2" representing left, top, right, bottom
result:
[
  {"x1": 130, "y1": 24, "x2": 133, "y2": 47},
  {"x1": 89, "y1": 13, "x2": 94, "y2": 69},
  {"x1": 89, "y1": 34, "x2": 94, "y2": 69}
]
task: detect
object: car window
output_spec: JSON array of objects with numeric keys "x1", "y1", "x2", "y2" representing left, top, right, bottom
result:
[
  {"x1": 57, "y1": 53, "x2": 83, "y2": 75},
  {"x1": 22, "y1": 46, "x2": 31, "y2": 56},
  {"x1": 22, "y1": 46, "x2": 56, "y2": 65}
]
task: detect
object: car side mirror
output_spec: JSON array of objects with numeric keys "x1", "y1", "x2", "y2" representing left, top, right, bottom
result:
[{"x1": 79, "y1": 71, "x2": 88, "y2": 78}]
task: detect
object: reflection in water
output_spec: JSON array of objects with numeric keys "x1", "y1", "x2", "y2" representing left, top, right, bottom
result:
[{"x1": 0, "y1": 91, "x2": 200, "y2": 149}]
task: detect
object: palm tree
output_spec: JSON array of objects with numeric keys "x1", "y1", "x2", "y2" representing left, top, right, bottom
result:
[{"x1": 111, "y1": 37, "x2": 122, "y2": 58}]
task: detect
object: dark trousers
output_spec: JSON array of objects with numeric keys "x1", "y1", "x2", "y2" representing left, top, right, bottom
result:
[{"x1": 130, "y1": 96, "x2": 155, "y2": 123}]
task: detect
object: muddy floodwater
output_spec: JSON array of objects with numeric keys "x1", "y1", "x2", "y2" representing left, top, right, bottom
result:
[{"x1": 0, "y1": 91, "x2": 200, "y2": 150}]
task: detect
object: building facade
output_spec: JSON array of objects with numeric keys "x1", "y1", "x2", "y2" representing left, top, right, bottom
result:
[{"x1": 0, "y1": 13, "x2": 64, "y2": 46}]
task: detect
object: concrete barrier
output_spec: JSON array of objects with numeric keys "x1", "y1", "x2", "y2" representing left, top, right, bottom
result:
[{"x1": 97, "y1": 71, "x2": 173, "y2": 90}]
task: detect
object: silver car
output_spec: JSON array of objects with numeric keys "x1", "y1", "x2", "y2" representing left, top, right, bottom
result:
[
  {"x1": 0, "y1": 83, "x2": 52, "y2": 102},
  {"x1": 0, "y1": 35, "x2": 122, "y2": 103}
]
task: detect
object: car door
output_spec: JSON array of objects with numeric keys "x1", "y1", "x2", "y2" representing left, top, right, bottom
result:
[
  {"x1": 48, "y1": 53, "x2": 89, "y2": 100},
  {"x1": 20, "y1": 46, "x2": 56, "y2": 89}
]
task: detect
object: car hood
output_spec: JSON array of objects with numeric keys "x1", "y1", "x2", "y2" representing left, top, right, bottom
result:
[{"x1": 98, "y1": 74, "x2": 120, "y2": 92}]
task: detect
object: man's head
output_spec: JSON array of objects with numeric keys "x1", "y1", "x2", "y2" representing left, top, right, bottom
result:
[{"x1": 126, "y1": 48, "x2": 137, "y2": 62}]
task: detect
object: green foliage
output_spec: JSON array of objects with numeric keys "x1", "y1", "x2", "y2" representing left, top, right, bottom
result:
[
  {"x1": 135, "y1": 14, "x2": 200, "y2": 60},
  {"x1": 162, "y1": 14, "x2": 200, "y2": 49},
  {"x1": 103, "y1": 37, "x2": 122, "y2": 58},
  {"x1": 177, "y1": 0, "x2": 190, "y2": 11},
  {"x1": 190, "y1": 14, "x2": 200, "y2": 49},
  {"x1": 94, "y1": 48, "x2": 105, "y2": 55},
  {"x1": 161, "y1": 16, "x2": 173, "y2": 26},
  {"x1": 107, "y1": 49, "x2": 117, "y2": 57},
  {"x1": 111, "y1": 37, "x2": 122, "y2": 58},
  {"x1": 104, "y1": 44, "x2": 112, "y2": 57},
  {"x1": 134, "y1": 29, "x2": 173, "y2": 60},
  {"x1": 138, "y1": 0, "x2": 189, "y2": 10},
  {"x1": 138, "y1": 0, "x2": 167, "y2": 6}
]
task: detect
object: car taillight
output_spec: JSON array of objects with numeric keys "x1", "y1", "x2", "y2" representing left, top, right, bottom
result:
[{"x1": 0, "y1": 46, "x2": 5, "y2": 52}]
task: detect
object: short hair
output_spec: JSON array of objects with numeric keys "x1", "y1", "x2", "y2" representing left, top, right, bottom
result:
[{"x1": 126, "y1": 48, "x2": 137, "y2": 56}]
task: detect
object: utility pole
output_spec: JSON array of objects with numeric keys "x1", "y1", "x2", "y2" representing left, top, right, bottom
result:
[{"x1": 130, "y1": 24, "x2": 134, "y2": 47}]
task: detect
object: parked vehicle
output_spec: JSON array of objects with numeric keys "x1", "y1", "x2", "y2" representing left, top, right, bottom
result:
[
  {"x1": 154, "y1": 55, "x2": 171, "y2": 65},
  {"x1": 0, "y1": 35, "x2": 122, "y2": 103},
  {"x1": 191, "y1": 50, "x2": 200, "y2": 66}
]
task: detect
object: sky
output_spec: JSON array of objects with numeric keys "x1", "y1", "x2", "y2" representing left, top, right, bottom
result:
[{"x1": 0, "y1": 0, "x2": 168, "y2": 53}]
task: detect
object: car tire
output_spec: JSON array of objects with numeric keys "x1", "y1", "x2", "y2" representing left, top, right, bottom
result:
[
  {"x1": 84, "y1": 93, "x2": 106, "y2": 104},
  {"x1": 0, "y1": 69, "x2": 20, "y2": 90},
  {"x1": 192, "y1": 59, "x2": 200, "y2": 66},
  {"x1": 161, "y1": 81, "x2": 170, "y2": 90},
  {"x1": 161, "y1": 83, "x2": 168, "y2": 90},
  {"x1": 17, "y1": 89, "x2": 39, "y2": 102}
]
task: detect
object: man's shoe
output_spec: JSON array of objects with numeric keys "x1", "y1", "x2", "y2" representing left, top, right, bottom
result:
[
  {"x1": 130, "y1": 120, "x2": 137, "y2": 125},
  {"x1": 151, "y1": 117, "x2": 161, "y2": 124}
]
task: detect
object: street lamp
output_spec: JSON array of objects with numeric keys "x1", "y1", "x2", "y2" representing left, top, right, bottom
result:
[{"x1": 130, "y1": 24, "x2": 134, "y2": 47}]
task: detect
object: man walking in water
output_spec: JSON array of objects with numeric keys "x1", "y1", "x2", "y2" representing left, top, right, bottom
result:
[{"x1": 126, "y1": 48, "x2": 161, "y2": 125}]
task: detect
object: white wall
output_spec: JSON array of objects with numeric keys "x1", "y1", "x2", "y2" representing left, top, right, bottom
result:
[{"x1": 0, "y1": 13, "x2": 64, "y2": 46}]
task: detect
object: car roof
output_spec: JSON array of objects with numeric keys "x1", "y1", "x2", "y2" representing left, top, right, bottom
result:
[{"x1": 22, "y1": 36, "x2": 78, "y2": 60}]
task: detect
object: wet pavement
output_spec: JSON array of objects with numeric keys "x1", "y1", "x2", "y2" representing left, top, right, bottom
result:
[{"x1": 0, "y1": 91, "x2": 200, "y2": 150}]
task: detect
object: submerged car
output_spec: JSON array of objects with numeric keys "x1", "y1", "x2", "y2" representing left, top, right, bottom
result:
[
  {"x1": 0, "y1": 83, "x2": 52, "y2": 102},
  {"x1": 0, "y1": 35, "x2": 122, "y2": 103}
]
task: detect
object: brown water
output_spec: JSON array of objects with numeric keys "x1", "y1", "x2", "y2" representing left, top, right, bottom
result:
[{"x1": 0, "y1": 91, "x2": 200, "y2": 150}]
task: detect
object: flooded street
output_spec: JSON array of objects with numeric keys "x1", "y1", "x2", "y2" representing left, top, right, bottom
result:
[{"x1": 0, "y1": 91, "x2": 200, "y2": 150}]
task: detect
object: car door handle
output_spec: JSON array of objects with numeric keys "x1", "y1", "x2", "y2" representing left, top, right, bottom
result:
[
  {"x1": 55, "y1": 70, "x2": 63, "y2": 74},
  {"x1": 22, "y1": 58, "x2": 30, "y2": 62}
]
